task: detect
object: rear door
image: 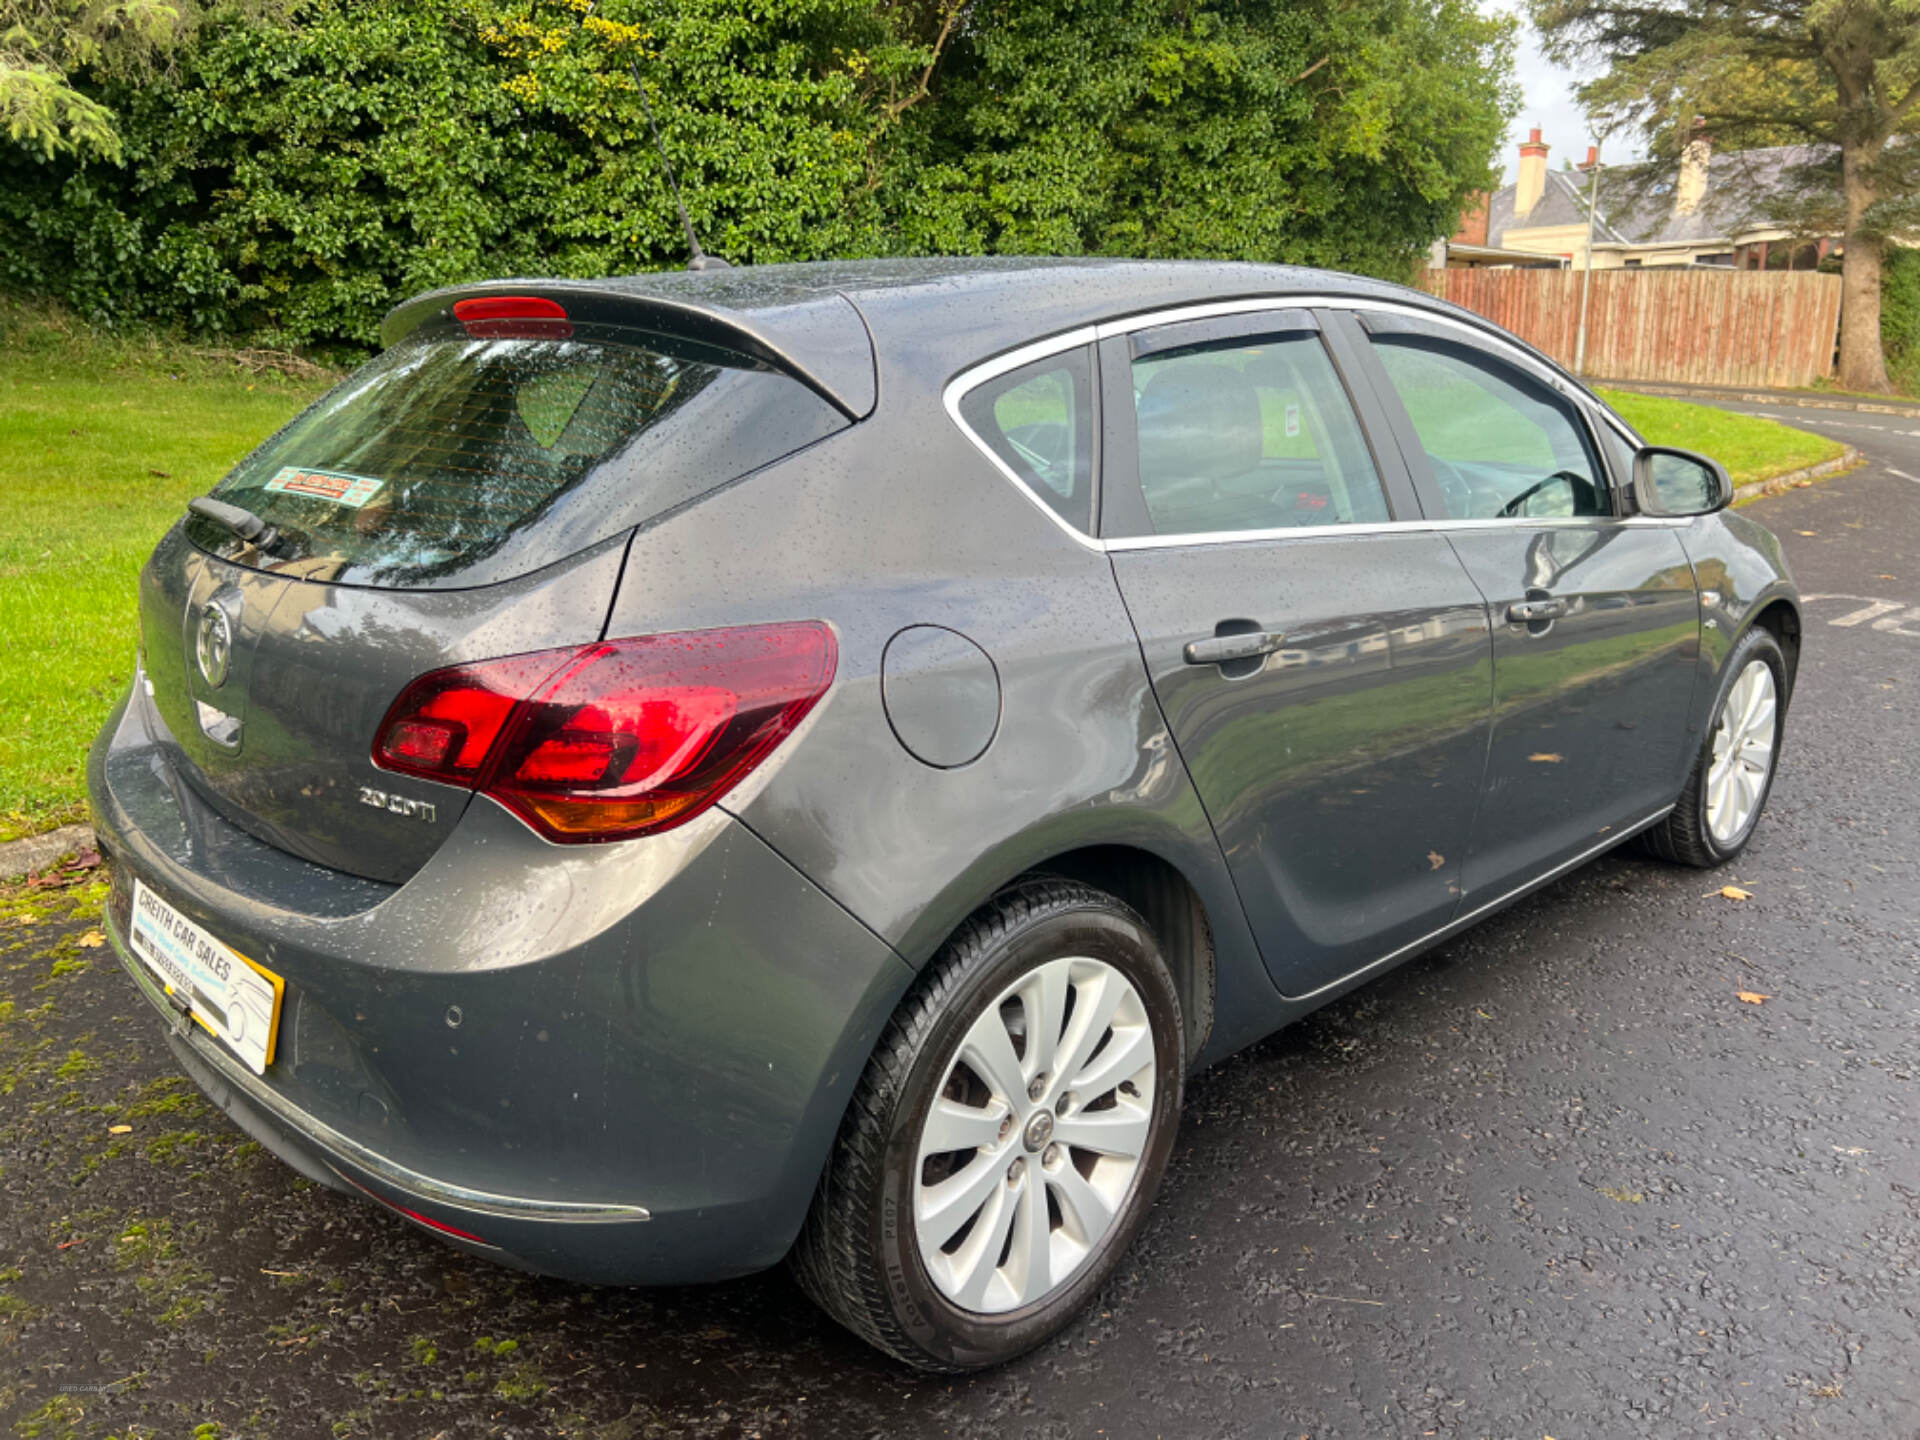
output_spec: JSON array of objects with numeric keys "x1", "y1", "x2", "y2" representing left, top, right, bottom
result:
[
  {"x1": 1343, "y1": 308, "x2": 1699, "y2": 899},
  {"x1": 1101, "y1": 309, "x2": 1494, "y2": 999}
]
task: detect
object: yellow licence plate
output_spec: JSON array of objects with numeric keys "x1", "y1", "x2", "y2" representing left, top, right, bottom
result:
[{"x1": 127, "y1": 879, "x2": 284, "y2": 1076}]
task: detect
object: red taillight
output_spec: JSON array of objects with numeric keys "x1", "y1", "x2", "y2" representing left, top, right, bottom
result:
[
  {"x1": 451, "y1": 295, "x2": 573, "y2": 340},
  {"x1": 371, "y1": 623, "x2": 836, "y2": 844},
  {"x1": 373, "y1": 652, "x2": 569, "y2": 785}
]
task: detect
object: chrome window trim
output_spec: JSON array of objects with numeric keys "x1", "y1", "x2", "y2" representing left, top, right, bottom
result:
[
  {"x1": 1102, "y1": 514, "x2": 1688, "y2": 553},
  {"x1": 944, "y1": 296, "x2": 1689, "y2": 554},
  {"x1": 942, "y1": 325, "x2": 1105, "y2": 553}
]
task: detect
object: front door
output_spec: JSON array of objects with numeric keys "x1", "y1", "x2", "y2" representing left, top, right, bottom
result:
[
  {"x1": 1101, "y1": 314, "x2": 1493, "y2": 998},
  {"x1": 1349, "y1": 310, "x2": 1700, "y2": 899}
]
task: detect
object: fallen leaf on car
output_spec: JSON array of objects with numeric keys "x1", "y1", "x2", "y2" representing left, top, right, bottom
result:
[
  {"x1": 1736, "y1": 991, "x2": 1770, "y2": 1005},
  {"x1": 108, "y1": 1124, "x2": 132, "y2": 1135},
  {"x1": 77, "y1": 931, "x2": 105, "y2": 948},
  {"x1": 1528, "y1": 753, "x2": 1563, "y2": 763},
  {"x1": 1716, "y1": 884, "x2": 1753, "y2": 901}
]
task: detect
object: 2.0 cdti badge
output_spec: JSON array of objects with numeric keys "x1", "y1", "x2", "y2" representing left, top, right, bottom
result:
[{"x1": 90, "y1": 259, "x2": 1799, "y2": 1370}]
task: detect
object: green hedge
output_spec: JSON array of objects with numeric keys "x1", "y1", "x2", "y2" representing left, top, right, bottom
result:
[
  {"x1": 0, "y1": 0, "x2": 1515, "y2": 353},
  {"x1": 1886, "y1": 246, "x2": 1920, "y2": 396}
]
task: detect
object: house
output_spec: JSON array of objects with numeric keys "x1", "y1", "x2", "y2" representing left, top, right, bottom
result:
[{"x1": 1435, "y1": 125, "x2": 1841, "y2": 272}]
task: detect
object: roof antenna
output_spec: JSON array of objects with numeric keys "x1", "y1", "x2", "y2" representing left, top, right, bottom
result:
[{"x1": 583, "y1": 3, "x2": 728, "y2": 271}]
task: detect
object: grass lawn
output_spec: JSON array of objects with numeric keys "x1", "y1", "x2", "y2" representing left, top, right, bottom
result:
[
  {"x1": 1599, "y1": 388, "x2": 1848, "y2": 485},
  {"x1": 0, "y1": 307, "x2": 331, "y2": 840},
  {"x1": 0, "y1": 308, "x2": 1856, "y2": 842}
]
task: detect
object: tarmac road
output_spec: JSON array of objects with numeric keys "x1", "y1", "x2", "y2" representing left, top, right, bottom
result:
[{"x1": 3, "y1": 415, "x2": 1917, "y2": 1440}]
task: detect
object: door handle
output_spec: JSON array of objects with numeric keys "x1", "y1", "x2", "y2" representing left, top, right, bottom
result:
[
  {"x1": 1507, "y1": 598, "x2": 1570, "y2": 624},
  {"x1": 1184, "y1": 631, "x2": 1286, "y2": 666}
]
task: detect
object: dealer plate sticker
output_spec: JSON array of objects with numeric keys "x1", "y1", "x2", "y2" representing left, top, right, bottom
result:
[
  {"x1": 128, "y1": 880, "x2": 284, "y2": 1075},
  {"x1": 263, "y1": 465, "x2": 385, "y2": 508}
]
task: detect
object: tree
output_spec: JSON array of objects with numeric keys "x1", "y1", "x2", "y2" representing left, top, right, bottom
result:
[
  {"x1": 2, "y1": 0, "x2": 252, "y2": 159},
  {"x1": 879, "y1": 0, "x2": 1516, "y2": 274},
  {"x1": 1528, "y1": 0, "x2": 1920, "y2": 393},
  {"x1": 1, "y1": 0, "x2": 1516, "y2": 347}
]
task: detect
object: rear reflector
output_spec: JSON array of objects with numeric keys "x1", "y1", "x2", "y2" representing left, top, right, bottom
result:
[
  {"x1": 333, "y1": 1168, "x2": 494, "y2": 1246},
  {"x1": 372, "y1": 623, "x2": 836, "y2": 843},
  {"x1": 452, "y1": 295, "x2": 573, "y2": 340}
]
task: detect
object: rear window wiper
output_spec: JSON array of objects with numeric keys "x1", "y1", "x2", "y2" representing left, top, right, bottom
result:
[{"x1": 188, "y1": 496, "x2": 277, "y2": 548}]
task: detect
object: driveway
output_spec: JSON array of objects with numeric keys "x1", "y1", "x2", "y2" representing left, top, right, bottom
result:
[{"x1": 4, "y1": 422, "x2": 1918, "y2": 1440}]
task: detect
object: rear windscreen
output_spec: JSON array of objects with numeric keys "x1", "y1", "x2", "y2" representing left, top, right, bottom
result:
[{"x1": 184, "y1": 322, "x2": 847, "y2": 588}]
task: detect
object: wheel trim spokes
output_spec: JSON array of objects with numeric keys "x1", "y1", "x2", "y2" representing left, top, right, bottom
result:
[
  {"x1": 913, "y1": 955, "x2": 1156, "y2": 1315},
  {"x1": 1705, "y1": 659, "x2": 1778, "y2": 845}
]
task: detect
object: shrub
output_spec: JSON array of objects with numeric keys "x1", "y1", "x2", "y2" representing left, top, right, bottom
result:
[{"x1": 1884, "y1": 246, "x2": 1920, "y2": 396}]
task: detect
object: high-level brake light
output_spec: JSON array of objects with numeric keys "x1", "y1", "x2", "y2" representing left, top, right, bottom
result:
[{"x1": 451, "y1": 296, "x2": 574, "y2": 340}]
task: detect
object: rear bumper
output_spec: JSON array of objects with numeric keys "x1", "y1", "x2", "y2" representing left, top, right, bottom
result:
[{"x1": 89, "y1": 682, "x2": 914, "y2": 1285}]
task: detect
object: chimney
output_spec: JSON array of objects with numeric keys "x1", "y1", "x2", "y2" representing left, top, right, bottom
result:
[
  {"x1": 1516, "y1": 127, "x2": 1550, "y2": 217},
  {"x1": 1675, "y1": 116, "x2": 1711, "y2": 215},
  {"x1": 1578, "y1": 145, "x2": 1599, "y2": 172}
]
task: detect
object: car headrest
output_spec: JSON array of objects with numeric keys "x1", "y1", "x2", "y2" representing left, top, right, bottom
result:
[{"x1": 1136, "y1": 362, "x2": 1263, "y2": 489}]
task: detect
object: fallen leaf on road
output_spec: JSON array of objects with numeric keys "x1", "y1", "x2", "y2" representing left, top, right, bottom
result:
[
  {"x1": 1736, "y1": 991, "x2": 1770, "y2": 1005},
  {"x1": 1796, "y1": 530, "x2": 1818, "y2": 536},
  {"x1": 1427, "y1": 851, "x2": 1444, "y2": 870},
  {"x1": 77, "y1": 931, "x2": 105, "y2": 948},
  {"x1": 1528, "y1": 753, "x2": 1563, "y2": 763},
  {"x1": 1879, "y1": 574, "x2": 1897, "y2": 581},
  {"x1": 1717, "y1": 884, "x2": 1753, "y2": 901},
  {"x1": 108, "y1": 1124, "x2": 132, "y2": 1135}
]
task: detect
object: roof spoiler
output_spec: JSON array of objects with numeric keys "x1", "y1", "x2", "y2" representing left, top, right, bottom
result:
[{"x1": 379, "y1": 280, "x2": 877, "y2": 420}]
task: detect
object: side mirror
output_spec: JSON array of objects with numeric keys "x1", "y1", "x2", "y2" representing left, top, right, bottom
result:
[{"x1": 1632, "y1": 446, "x2": 1733, "y2": 517}]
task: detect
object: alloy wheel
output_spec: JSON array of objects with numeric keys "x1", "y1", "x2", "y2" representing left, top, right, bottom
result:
[
  {"x1": 912, "y1": 956, "x2": 1156, "y2": 1314},
  {"x1": 1706, "y1": 657, "x2": 1778, "y2": 846}
]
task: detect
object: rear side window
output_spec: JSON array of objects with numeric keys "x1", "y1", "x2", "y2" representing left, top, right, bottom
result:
[
  {"x1": 1130, "y1": 331, "x2": 1390, "y2": 536},
  {"x1": 957, "y1": 348, "x2": 1095, "y2": 533},
  {"x1": 186, "y1": 324, "x2": 846, "y2": 588}
]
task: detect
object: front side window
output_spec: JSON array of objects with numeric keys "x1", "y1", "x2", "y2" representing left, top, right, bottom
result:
[
  {"x1": 1129, "y1": 331, "x2": 1390, "y2": 536},
  {"x1": 958, "y1": 349, "x2": 1095, "y2": 533},
  {"x1": 1369, "y1": 333, "x2": 1608, "y2": 520}
]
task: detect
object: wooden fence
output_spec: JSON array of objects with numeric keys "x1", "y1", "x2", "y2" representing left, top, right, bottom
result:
[{"x1": 1418, "y1": 267, "x2": 1843, "y2": 389}]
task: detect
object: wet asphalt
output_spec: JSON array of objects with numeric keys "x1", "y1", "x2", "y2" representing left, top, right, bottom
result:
[{"x1": 3, "y1": 415, "x2": 1918, "y2": 1440}]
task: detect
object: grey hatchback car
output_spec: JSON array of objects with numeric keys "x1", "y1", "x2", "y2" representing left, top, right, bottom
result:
[{"x1": 89, "y1": 258, "x2": 1800, "y2": 1370}]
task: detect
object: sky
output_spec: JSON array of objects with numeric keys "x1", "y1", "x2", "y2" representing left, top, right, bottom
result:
[{"x1": 1490, "y1": 1, "x2": 1647, "y2": 182}]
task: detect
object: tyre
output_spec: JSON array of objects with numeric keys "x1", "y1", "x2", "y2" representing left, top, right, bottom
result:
[
  {"x1": 1643, "y1": 625, "x2": 1787, "y2": 868},
  {"x1": 791, "y1": 877, "x2": 1185, "y2": 1371}
]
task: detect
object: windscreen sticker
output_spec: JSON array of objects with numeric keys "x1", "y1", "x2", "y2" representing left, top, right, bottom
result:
[{"x1": 264, "y1": 466, "x2": 386, "y2": 508}]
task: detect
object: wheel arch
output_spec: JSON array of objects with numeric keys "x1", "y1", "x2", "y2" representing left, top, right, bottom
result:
[
  {"x1": 1746, "y1": 595, "x2": 1802, "y2": 696},
  {"x1": 1016, "y1": 844, "x2": 1218, "y2": 1066}
]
